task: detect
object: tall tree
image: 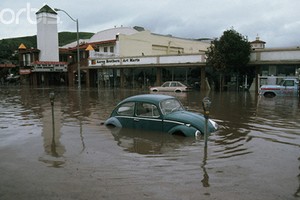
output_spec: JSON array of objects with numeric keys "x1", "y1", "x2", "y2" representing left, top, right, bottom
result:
[{"x1": 206, "y1": 28, "x2": 251, "y2": 90}]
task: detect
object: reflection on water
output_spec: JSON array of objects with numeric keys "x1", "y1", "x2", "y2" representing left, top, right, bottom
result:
[
  {"x1": 38, "y1": 101, "x2": 66, "y2": 168},
  {"x1": 296, "y1": 156, "x2": 300, "y2": 198},
  {"x1": 1, "y1": 87, "x2": 299, "y2": 158},
  {"x1": 109, "y1": 127, "x2": 197, "y2": 155},
  {"x1": 0, "y1": 86, "x2": 299, "y2": 199},
  {"x1": 201, "y1": 147, "x2": 209, "y2": 188}
]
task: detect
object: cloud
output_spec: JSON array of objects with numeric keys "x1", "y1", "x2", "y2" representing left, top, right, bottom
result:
[{"x1": 0, "y1": 0, "x2": 299, "y2": 47}]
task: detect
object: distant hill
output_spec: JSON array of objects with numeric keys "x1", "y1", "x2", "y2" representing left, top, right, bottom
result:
[
  {"x1": 58, "y1": 32, "x2": 94, "y2": 46},
  {"x1": 0, "y1": 32, "x2": 94, "y2": 63}
]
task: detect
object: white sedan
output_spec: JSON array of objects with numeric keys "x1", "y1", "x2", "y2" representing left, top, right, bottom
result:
[{"x1": 150, "y1": 81, "x2": 191, "y2": 92}]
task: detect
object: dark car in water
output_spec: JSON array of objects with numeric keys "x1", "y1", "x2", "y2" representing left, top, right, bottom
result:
[{"x1": 105, "y1": 94, "x2": 218, "y2": 137}]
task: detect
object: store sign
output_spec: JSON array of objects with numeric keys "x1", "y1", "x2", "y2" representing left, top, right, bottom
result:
[
  {"x1": 31, "y1": 64, "x2": 67, "y2": 72},
  {"x1": 90, "y1": 57, "x2": 157, "y2": 67},
  {"x1": 19, "y1": 69, "x2": 31, "y2": 74},
  {"x1": 89, "y1": 55, "x2": 204, "y2": 67},
  {"x1": 92, "y1": 58, "x2": 144, "y2": 66},
  {"x1": 0, "y1": 64, "x2": 16, "y2": 68}
]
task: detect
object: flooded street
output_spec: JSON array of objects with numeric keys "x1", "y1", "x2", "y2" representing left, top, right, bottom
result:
[{"x1": 0, "y1": 86, "x2": 299, "y2": 200}]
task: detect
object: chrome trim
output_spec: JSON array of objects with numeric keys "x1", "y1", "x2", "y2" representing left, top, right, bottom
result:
[
  {"x1": 163, "y1": 120, "x2": 184, "y2": 125},
  {"x1": 195, "y1": 130, "x2": 201, "y2": 137},
  {"x1": 117, "y1": 116, "x2": 163, "y2": 122},
  {"x1": 209, "y1": 119, "x2": 219, "y2": 130}
]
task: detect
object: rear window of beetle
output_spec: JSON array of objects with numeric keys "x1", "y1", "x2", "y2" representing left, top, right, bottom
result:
[{"x1": 117, "y1": 102, "x2": 135, "y2": 116}]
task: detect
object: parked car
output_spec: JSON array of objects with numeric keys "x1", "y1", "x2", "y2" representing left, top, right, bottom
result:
[
  {"x1": 104, "y1": 94, "x2": 218, "y2": 137},
  {"x1": 259, "y1": 78, "x2": 299, "y2": 98},
  {"x1": 150, "y1": 81, "x2": 191, "y2": 92}
]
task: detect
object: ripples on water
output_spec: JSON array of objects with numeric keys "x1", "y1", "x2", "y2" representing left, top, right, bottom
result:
[
  {"x1": 1, "y1": 88, "x2": 299, "y2": 160},
  {"x1": 0, "y1": 87, "x2": 299, "y2": 199}
]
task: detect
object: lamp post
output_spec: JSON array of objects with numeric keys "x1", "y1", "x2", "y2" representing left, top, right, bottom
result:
[{"x1": 54, "y1": 8, "x2": 81, "y2": 89}]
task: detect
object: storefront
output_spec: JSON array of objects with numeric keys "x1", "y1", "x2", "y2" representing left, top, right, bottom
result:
[{"x1": 85, "y1": 54, "x2": 208, "y2": 89}]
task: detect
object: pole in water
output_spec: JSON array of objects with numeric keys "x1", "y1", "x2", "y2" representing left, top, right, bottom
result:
[
  {"x1": 202, "y1": 97, "x2": 211, "y2": 148},
  {"x1": 49, "y1": 92, "x2": 55, "y2": 147},
  {"x1": 204, "y1": 115, "x2": 208, "y2": 147}
]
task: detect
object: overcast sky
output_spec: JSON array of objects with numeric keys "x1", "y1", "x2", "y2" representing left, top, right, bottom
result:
[{"x1": 1, "y1": 0, "x2": 299, "y2": 48}]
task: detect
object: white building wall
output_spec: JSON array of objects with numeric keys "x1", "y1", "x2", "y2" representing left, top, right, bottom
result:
[
  {"x1": 36, "y1": 13, "x2": 59, "y2": 62},
  {"x1": 260, "y1": 50, "x2": 300, "y2": 61},
  {"x1": 89, "y1": 27, "x2": 138, "y2": 42},
  {"x1": 250, "y1": 49, "x2": 300, "y2": 62},
  {"x1": 159, "y1": 54, "x2": 204, "y2": 64},
  {"x1": 118, "y1": 30, "x2": 210, "y2": 57}
]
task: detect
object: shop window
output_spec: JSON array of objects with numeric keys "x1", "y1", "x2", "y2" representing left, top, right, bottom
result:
[{"x1": 277, "y1": 65, "x2": 295, "y2": 76}]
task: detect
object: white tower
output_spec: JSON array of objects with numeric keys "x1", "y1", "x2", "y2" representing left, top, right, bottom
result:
[{"x1": 36, "y1": 5, "x2": 59, "y2": 61}]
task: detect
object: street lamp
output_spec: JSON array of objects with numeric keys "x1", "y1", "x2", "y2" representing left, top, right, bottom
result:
[{"x1": 54, "y1": 8, "x2": 81, "y2": 89}]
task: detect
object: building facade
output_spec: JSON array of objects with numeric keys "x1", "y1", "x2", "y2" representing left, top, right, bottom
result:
[
  {"x1": 18, "y1": 5, "x2": 67, "y2": 86},
  {"x1": 76, "y1": 26, "x2": 211, "y2": 88},
  {"x1": 250, "y1": 47, "x2": 300, "y2": 91},
  {"x1": 17, "y1": 5, "x2": 300, "y2": 91}
]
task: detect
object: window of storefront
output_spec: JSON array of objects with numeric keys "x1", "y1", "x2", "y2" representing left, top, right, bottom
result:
[{"x1": 277, "y1": 65, "x2": 296, "y2": 76}]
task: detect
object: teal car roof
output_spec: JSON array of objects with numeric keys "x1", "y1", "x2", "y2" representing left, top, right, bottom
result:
[{"x1": 120, "y1": 94, "x2": 174, "y2": 105}]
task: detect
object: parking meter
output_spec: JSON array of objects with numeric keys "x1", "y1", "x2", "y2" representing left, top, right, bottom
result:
[
  {"x1": 49, "y1": 92, "x2": 55, "y2": 106},
  {"x1": 202, "y1": 97, "x2": 211, "y2": 118}
]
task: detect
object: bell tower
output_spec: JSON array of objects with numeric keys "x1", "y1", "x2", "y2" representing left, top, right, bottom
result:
[{"x1": 250, "y1": 35, "x2": 266, "y2": 50}]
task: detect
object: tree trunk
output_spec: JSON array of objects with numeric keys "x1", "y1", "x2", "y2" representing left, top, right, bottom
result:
[{"x1": 219, "y1": 73, "x2": 224, "y2": 91}]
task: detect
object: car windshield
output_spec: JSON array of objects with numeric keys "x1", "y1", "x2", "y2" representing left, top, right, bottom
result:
[{"x1": 160, "y1": 98, "x2": 184, "y2": 115}]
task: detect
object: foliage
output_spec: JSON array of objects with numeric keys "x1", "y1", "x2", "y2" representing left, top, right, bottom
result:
[
  {"x1": 205, "y1": 28, "x2": 252, "y2": 91},
  {"x1": 0, "y1": 32, "x2": 94, "y2": 63},
  {"x1": 0, "y1": 36, "x2": 37, "y2": 63},
  {"x1": 206, "y1": 28, "x2": 251, "y2": 74}
]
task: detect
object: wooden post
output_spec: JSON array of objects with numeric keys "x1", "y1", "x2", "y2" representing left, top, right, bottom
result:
[
  {"x1": 201, "y1": 66, "x2": 206, "y2": 91},
  {"x1": 86, "y1": 69, "x2": 90, "y2": 88},
  {"x1": 255, "y1": 66, "x2": 259, "y2": 94},
  {"x1": 120, "y1": 68, "x2": 125, "y2": 88},
  {"x1": 156, "y1": 68, "x2": 162, "y2": 86}
]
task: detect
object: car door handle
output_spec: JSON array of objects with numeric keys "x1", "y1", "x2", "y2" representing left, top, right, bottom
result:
[{"x1": 134, "y1": 118, "x2": 139, "y2": 122}]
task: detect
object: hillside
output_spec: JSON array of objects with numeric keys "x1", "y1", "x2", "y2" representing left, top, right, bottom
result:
[
  {"x1": 58, "y1": 32, "x2": 94, "y2": 46},
  {"x1": 0, "y1": 32, "x2": 94, "y2": 63}
]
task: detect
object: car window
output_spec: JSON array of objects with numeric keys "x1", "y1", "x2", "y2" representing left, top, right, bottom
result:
[
  {"x1": 162, "y1": 82, "x2": 169, "y2": 87},
  {"x1": 136, "y1": 102, "x2": 160, "y2": 118},
  {"x1": 178, "y1": 82, "x2": 184, "y2": 86},
  {"x1": 283, "y1": 80, "x2": 294, "y2": 86},
  {"x1": 117, "y1": 102, "x2": 135, "y2": 116},
  {"x1": 160, "y1": 98, "x2": 184, "y2": 115},
  {"x1": 170, "y1": 82, "x2": 176, "y2": 87}
]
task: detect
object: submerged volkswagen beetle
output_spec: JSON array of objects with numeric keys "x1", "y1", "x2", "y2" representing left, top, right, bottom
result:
[{"x1": 105, "y1": 94, "x2": 218, "y2": 137}]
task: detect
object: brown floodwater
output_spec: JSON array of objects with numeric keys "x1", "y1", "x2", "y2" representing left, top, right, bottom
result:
[{"x1": 0, "y1": 86, "x2": 299, "y2": 200}]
